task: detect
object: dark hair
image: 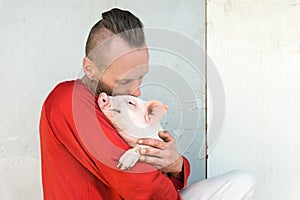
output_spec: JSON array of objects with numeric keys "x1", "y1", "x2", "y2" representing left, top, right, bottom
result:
[{"x1": 85, "y1": 8, "x2": 145, "y2": 57}]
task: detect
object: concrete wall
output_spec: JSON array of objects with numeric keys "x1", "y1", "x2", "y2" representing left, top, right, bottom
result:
[
  {"x1": 0, "y1": 1, "x2": 205, "y2": 199},
  {"x1": 207, "y1": 0, "x2": 300, "y2": 199}
]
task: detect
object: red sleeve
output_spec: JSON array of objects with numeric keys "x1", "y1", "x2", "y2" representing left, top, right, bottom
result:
[
  {"x1": 40, "y1": 80, "x2": 190, "y2": 200},
  {"x1": 169, "y1": 157, "x2": 190, "y2": 190}
]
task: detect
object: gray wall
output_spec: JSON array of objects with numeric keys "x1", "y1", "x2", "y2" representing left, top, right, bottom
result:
[
  {"x1": 0, "y1": 1, "x2": 205, "y2": 199},
  {"x1": 207, "y1": 0, "x2": 300, "y2": 199}
]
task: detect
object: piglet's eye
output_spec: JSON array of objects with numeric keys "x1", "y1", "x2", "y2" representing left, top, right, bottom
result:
[{"x1": 128, "y1": 101, "x2": 136, "y2": 106}]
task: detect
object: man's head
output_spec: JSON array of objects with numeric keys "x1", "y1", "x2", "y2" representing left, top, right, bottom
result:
[{"x1": 82, "y1": 8, "x2": 149, "y2": 97}]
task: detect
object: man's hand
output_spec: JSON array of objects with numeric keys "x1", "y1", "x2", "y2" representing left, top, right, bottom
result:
[{"x1": 137, "y1": 131, "x2": 183, "y2": 178}]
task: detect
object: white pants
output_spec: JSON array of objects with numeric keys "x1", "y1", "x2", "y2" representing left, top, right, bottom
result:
[{"x1": 180, "y1": 170, "x2": 255, "y2": 200}]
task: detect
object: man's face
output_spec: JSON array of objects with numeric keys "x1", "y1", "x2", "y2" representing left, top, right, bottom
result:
[{"x1": 96, "y1": 39, "x2": 149, "y2": 97}]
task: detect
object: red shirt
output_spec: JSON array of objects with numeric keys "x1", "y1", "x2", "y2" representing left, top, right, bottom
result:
[{"x1": 39, "y1": 79, "x2": 190, "y2": 200}]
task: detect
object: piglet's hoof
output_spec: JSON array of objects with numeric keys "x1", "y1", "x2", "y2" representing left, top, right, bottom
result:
[{"x1": 117, "y1": 147, "x2": 140, "y2": 170}]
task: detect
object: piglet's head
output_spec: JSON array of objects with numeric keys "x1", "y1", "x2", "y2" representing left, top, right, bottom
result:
[{"x1": 98, "y1": 92, "x2": 168, "y2": 134}]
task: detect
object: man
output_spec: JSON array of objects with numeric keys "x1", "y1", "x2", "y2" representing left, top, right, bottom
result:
[
  {"x1": 40, "y1": 8, "x2": 255, "y2": 200},
  {"x1": 40, "y1": 8, "x2": 189, "y2": 200}
]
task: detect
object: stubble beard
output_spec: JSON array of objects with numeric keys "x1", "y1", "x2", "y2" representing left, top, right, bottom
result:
[{"x1": 95, "y1": 80, "x2": 113, "y2": 96}]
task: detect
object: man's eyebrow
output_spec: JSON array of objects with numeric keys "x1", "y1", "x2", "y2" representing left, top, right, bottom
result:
[{"x1": 118, "y1": 76, "x2": 144, "y2": 82}]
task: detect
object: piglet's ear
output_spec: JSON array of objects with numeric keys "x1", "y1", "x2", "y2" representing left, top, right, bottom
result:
[{"x1": 145, "y1": 100, "x2": 168, "y2": 124}]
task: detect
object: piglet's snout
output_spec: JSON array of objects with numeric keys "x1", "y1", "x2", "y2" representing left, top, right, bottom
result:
[{"x1": 98, "y1": 92, "x2": 111, "y2": 108}]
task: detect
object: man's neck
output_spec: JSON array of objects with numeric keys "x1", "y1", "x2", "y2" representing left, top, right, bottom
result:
[{"x1": 81, "y1": 76, "x2": 97, "y2": 94}]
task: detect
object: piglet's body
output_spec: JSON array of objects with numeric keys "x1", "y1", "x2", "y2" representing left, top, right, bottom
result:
[{"x1": 98, "y1": 92, "x2": 168, "y2": 170}]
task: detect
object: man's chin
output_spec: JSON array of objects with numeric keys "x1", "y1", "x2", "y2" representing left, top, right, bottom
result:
[
  {"x1": 96, "y1": 82, "x2": 129, "y2": 96},
  {"x1": 96, "y1": 83, "x2": 113, "y2": 96}
]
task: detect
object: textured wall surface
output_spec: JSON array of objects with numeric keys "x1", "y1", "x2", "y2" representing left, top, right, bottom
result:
[
  {"x1": 207, "y1": 0, "x2": 300, "y2": 199},
  {"x1": 0, "y1": 1, "x2": 205, "y2": 199}
]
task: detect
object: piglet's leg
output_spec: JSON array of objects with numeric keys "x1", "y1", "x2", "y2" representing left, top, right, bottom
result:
[{"x1": 117, "y1": 145, "x2": 141, "y2": 170}]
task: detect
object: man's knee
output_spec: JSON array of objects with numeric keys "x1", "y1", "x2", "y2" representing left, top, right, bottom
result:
[
  {"x1": 229, "y1": 170, "x2": 255, "y2": 198},
  {"x1": 230, "y1": 170, "x2": 255, "y2": 187},
  {"x1": 180, "y1": 170, "x2": 255, "y2": 200}
]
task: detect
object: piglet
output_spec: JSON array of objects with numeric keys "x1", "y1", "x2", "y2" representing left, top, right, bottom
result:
[{"x1": 98, "y1": 92, "x2": 168, "y2": 170}]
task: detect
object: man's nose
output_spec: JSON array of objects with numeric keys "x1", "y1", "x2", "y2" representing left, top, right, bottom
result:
[
  {"x1": 128, "y1": 79, "x2": 142, "y2": 97},
  {"x1": 131, "y1": 87, "x2": 141, "y2": 97}
]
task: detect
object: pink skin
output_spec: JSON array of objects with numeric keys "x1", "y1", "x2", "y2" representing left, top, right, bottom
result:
[
  {"x1": 98, "y1": 92, "x2": 169, "y2": 170},
  {"x1": 98, "y1": 92, "x2": 168, "y2": 142},
  {"x1": 98, "y1": 94, "x2": 183, "y2": 174}
]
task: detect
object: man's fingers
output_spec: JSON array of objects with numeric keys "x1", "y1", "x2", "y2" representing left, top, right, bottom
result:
[
  {"x1": 138, "y1": 138, "x2": 167, "y2": 149},
  {"x1": 137, "y1": 131, "x2": 174, "y2": 147},
  {"x1": 140, "y1": 147, "x2": 162, "y2": 157},
  {"x1": 139, "y1": 155, "x2": 163, "y2": 168}
]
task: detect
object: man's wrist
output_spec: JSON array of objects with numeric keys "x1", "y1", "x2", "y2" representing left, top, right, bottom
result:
[{"x1": 169, "y1": 156, "x2": 184, "y2": 179}]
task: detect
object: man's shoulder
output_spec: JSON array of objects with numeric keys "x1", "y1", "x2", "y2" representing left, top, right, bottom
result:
[
  {"x1": 54, "y1": 79, "x2": 76, "y2": 93},
  {"x1": 42, "y1": 79, "x2": 94, "y2": 114},
  {"x1": 47, "y1": 80, "x2": 75, "y2": 101},
  {"x1": 42, "y1": 80, "x2": 78, "y2": 112}
]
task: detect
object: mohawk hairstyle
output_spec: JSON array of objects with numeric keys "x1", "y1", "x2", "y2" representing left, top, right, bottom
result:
[{"x1": 85, "y1": 8, "x2": 145, "y2": 57}]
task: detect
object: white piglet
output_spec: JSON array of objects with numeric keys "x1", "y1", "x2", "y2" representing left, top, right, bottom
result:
[{"x1": 98, "y1": 92, "x2": 168, "y2": 170}]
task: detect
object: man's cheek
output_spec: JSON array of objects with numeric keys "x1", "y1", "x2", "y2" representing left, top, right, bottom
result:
[
  {"x1": 112, "y1": 85, "x2": 128, "y2": 95},
  {"x1": 96, "y1": 81, "x2": 113, "y2": 96}
]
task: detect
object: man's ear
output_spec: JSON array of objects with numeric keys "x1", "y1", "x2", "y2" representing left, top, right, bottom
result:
[
  {"x1": 82, "y1": 57, "x2": 98, "y2": 80},
  {"x1": 145, "y1": 100, "x2": 168, "y2": 124}
]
